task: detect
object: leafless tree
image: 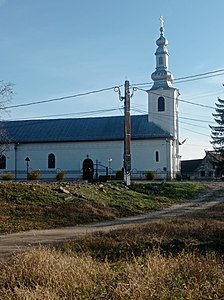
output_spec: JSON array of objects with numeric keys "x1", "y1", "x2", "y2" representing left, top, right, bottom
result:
[{"x1": 0, "y1": 81, "x2": 13, "y2": 156}]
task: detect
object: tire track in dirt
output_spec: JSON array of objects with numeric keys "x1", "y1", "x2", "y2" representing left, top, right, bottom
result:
[{"x1": 0, "y1": 182, "x2": 223, "y2": 257}]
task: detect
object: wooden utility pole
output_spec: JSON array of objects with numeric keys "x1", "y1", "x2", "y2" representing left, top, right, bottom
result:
[{"x1": 124, "y1": 80, "x2": 131, "y2": 185}]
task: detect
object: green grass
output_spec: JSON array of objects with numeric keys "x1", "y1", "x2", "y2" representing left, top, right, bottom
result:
[{"x1": 0, "y1": 181, "x2": 205, "y2": 234}]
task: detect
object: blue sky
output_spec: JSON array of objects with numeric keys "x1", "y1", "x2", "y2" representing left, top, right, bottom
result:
[{"x1": 0, "y1": 0, "x2": 224, "y2": 160}]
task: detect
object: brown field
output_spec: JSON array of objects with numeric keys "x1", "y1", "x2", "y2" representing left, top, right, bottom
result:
[{"x1": 0, "y1": 186, "x2": 223, "y2": 300}]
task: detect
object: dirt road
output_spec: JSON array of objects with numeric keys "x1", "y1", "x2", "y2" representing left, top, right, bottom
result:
[{"x1": 0, "y1": 182, "x2": 223, "y2": 257}]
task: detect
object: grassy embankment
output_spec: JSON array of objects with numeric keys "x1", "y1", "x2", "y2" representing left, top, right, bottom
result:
[
  {"x1": 1, "y1": 181, "x2": 223, "y2": 299},
  {"x1": 0, "y1": 181, "x2": 204, "y2": 234}
]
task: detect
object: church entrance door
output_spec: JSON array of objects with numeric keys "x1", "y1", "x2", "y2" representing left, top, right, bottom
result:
[{"x1": 82, "y1": 158, "x2": 94, "y2": 181}]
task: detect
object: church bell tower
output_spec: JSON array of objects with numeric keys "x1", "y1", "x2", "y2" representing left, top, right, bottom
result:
[{"x1": 147, "y1": 17, "x2": 180, "y2": 174}]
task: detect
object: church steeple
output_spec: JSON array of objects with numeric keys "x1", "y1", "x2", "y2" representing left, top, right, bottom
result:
[
  {"x1": 147, "y1": 18, "x2": 180, "y2": 176},
  {"x1": 151, "y1": 16, "x2": 174, "y2": 89}
]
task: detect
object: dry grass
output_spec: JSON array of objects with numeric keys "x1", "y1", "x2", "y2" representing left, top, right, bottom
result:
[
  {"x1": 0, "y1": 247, "x2": 223, "y2": 299},
  {"x1": 0, "y1": 182, "x2": 222, "y2": 299},
  {"x1": 56, "y1": 201, "x2": 224, "y2": 262}
]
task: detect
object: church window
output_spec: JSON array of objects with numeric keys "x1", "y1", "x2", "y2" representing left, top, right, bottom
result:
[
  {"x1": 159, "y1": 56, "x2": 163, "y2": 65},
  {"x1": 0, "y1": 155, "x2": 6, "y2": 169},
  {"x1": 155, "y1": 151, "x2": 159, "y2": 162},
  {"x1": 48, "y1": 153, "x2": 55, "y2": 169},
  {"x1": 158, "y1": 97, "x2": 165, "y2": 111}
]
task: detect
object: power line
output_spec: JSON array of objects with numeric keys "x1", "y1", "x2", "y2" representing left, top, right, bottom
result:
[
  {"x1": 7, "y1": 107, "x2": 123, "y2": 121},
  {"x1": 132, "y1": 68, "x2": 224, "y2": 87},
  {"x1": 180, "y1": 116, "x2": 214, "y2": 124},
  {"x1": 131, "y1": 104, "x2": 215, "y2": 124},
  {"x1": 181, "y1": 126, "x2": 210, "y2": 137},
  {"x1": 135, "y1": 87, "x2": 216, "y2": 110},
  {"x1": 4, "y1": 85, "x2": 122, "y2": 110},
  {"x1": 173, "y1": 68, "x2": 224, "y2": 81},
  {"x1": 180, "y1": 120, "x2": 209, "y2": 130},
  {"x1": 131, "y1": 107, "x2": 213, "y2": 128},
  {"x1": 4, "y1": 68, "x2": 224, "y2": 111},
  {"x1": 4, "y1": 68, "x2": 224, "y2": 112},
  {"x1": 184, "y1": 89, "x2": 224, "y2": 101},
  {"x1": 131, "y1": 105, "x2": 212, "y2": 137},
  {"x1": 175, "y1": 72, "x2": 224, "y2": 84},
  {"x1": 178, "y1": 98, "x2": 214, "y2": 109}
]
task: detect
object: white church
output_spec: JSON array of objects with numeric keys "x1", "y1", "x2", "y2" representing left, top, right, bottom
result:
[{"x1": 0, "y1": 20, "x2": 180, "y2": 181}]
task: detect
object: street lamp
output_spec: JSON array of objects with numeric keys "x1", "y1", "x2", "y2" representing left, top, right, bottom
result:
[
  {"x1": 108, "y1": 158, "x2": 112, "y2": 180},
  {"x1": 25, "y1": 157, "x2": 30, "y2": 180}
]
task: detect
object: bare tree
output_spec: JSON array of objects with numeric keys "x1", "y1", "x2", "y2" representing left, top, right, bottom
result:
[{"x1": 0, "y1": 81, "x2": 13, "y2": 155}]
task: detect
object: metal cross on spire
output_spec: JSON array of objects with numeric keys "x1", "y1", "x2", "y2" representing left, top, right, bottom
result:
[
  {"x1": 160, "y1": 16, "x2": 164, "y2": 28},
  {"x1": 160, "y1": 16, "x2": 164, "y2": 34}
]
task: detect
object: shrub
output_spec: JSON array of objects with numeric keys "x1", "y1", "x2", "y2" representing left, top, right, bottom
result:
[
  {"x1": 176, "y1": 173, "x2": 182, "y2": 181},
  {"x1": 28, "y1": 169, "x2": 41, "y2": 180},
  {"x1": 2, "y1": 172, "x2": 13, "y2": 180},
  {"x1": 56, "y1": 171, "x2": 66, "y2": 181},
  {"x1": 116, "y1": 169, "x2": 123, "y2": 180},
  {"x1": 146, "y1": 170, "x2": 156, "y2": 180}
]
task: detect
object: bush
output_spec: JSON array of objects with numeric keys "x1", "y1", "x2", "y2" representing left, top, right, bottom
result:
[
  {"x1": 116, "y1": 169, "x2": 123, "y2": 180},
  {"x1": 176, "y1": 173, "x2": 182, "y2": 181},
  {"x1": 56, "y1": 171, "x2": 66, "y2": 181},
  {"x1": 28, "y1": 169, "x2": 41, "y2": 180},
  {"x1": 2, "y1": 172, "x2": 13, "y2": 180},
  {"x1": 146, "y1": 170, "x2": 156, "y2": 180}
]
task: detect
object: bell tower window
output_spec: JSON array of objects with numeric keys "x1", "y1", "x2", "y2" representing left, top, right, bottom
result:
[{"x1": 158, "y1": 96, "x2": 165, "y2": 111}]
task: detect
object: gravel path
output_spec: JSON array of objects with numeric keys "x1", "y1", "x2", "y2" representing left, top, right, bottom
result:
[{"x1": 0, "y1": 182, "x2": 223, "y2": 257}]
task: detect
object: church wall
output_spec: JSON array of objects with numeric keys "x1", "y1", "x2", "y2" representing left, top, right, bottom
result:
[
  {"x1": 0, "y1": 138, "x2": 170, "y2": 180},
  {"x1": 131, "y1": 139, "x2": 169, "y2": 176}
]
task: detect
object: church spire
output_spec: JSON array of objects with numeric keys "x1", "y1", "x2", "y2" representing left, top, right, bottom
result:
[{"x1": 151, "y1": 17, "x2": 174, "y2": 89}]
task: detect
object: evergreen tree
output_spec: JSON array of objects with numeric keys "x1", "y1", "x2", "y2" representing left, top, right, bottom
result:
[{"x1": 210, "y1": 97, "x2": 224, "y2": 174}]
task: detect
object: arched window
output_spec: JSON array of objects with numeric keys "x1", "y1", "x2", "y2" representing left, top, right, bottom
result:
[
  {"x1": 158, "y1": 96, "x2": 165, "y2": 112},
  {"x1": 48, "y1": 153, "x2": 55, "y2": 169},
  {"x1": 0, "y1": 155, "x2": 6, "y2": 169}
]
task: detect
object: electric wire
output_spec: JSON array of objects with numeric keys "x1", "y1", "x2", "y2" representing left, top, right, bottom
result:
[
  {"x1": 132, "y1": 68, "x2": 224, "y2": 87},
  {"x1": 7, "y1": 107, "x2": 123, "y2": 121},
  {"x1": 1, "y1": 68, "x2": 221, "y2": 144},
  {"x1": 3, "y1": 68, "x2": 224, "y2": 112},
  {"x1": 4, "y1": 85, "x2": 122, "y2": 110},
  {"x1": 131, "y1": 105, "x2": 214, "y2": 125},
  {"x1": 181, "y1": 126, "x2": 210, "y2": 137},
  {"x1": 135, "y1": 87, "x2": 216, "y2": 110},
  {"x1": 183, "y1": 89, "x2": 224, "y2": 101}
]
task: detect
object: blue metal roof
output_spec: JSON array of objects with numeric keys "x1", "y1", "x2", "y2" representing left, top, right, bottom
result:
[{"x1": 1, "y1": 115, "x2": 171, "y2": 143}]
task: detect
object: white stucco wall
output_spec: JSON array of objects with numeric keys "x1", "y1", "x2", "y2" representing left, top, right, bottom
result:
[
  {"x1": 147, "y1": 88, "x2": 179, "y2": 139},
  {"x1": 1, "y1": 138, "x2": 172, "y2": 180}
]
